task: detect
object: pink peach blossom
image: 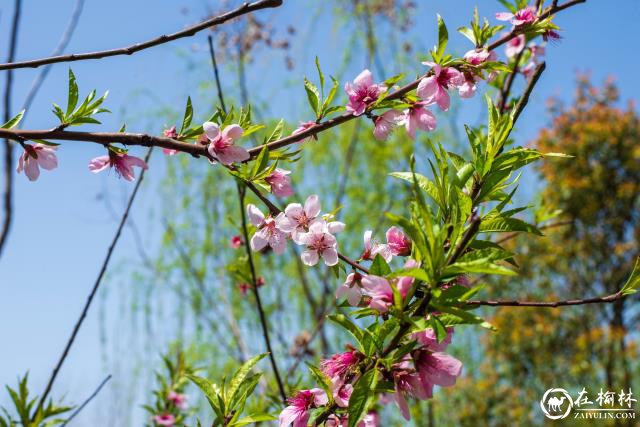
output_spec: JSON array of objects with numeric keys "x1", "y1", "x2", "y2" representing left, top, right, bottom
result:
[
  {"x1": 266, "y1": 168, "x2": 294, "y2": 197},
  {"x1": 395, "y1": 258, "x2": 420, "y2": 296},
  {"x1": 276, "y1": 194, "x2": 321, "y2": 242},
  {"x1": 386, "y1": 226, "x2": 412, "y2": 256},
  {"x1": 505, "y1": 34, "x2": 526, "y2": 59},
  {"x1": 392, "y1": 360, "x2": 430, "y2": 420},
  {"x1": 230, "y1": 235, "x2": 244, "y2": 248},
  {"x1": 332, "y1": 380, "x2": 353, "y2": 408},
  {"x1": 496, "y1": 6, "x2": 537, "y2": 26},
  {"x1": 321, "y1": 350, "x2": 361, "y2": 380},
  {"x1": 373, "y1": 110, "x2": 403, "y2": 141},
  {"x1": 297, "y1": 220, "x2": 344, "y2": 266},
  {"x1": 279, "y1": 389, "x2": 328, "y2": 427},
  {"x1": 413, "y1": 349, "x2": 463, "y2": 397},
  {"x1": 336, "y1": 272, "x2": 365, "y2": 306},
  {"x1": 153, "y1": 413, "x2": 176, "y2": 426},
  {"x1": 167, "y1": 390, "x2": 188, "y2": 410},
  {"x1": 345, "y1": 69, "x2": 384, "y2": 116},
  {"x1": 203, "y1": 121, "x2": 249, "y2": 165},
  {"x1": 463, "y1": 48, "x2": 497, "y2": 66},
  {"x1": 247, "y1": 204, "x2": 288, "y2": 254},
  {"x1": 291, "y1": 120, "x2": 317, "y2": 142},
  {"x1": 411, "y1": 327, "x2": 454, "y2": 352},
  {"x1": 16, "y1": 143, "x2": 58, "y2": 182},
  {"x1": 325, "y1": 415, "x2": 348, "y2": 427},
  {"x1": 361, "y1": 230, "x2": 392, "y2": 262},
  {"x1": 361, "y1": 275, "x2": 394, "y2": 313},
  {"x1": 89, "y1": 152, "x2": 148, "y2": 182},
  {"x1": 464, "y1": 48, "x2": 499, "y2": 82},
  {"x1": 162, "y1": 126, "x2": 179, "y2": 155},
  {"x1": 402, "y1": 102, "x2": 436, "y2": 139},
  {"x1": 417, "y1": 63, "x2": 463, "y2": 111},
  {"x1": 360, "y1": 412, "x2": 379, "y2": 427}
]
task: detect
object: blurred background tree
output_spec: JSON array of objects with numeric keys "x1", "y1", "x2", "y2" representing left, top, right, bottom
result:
[{"x1": 440, "y1": 77, "x2": 640, "y2": 426}]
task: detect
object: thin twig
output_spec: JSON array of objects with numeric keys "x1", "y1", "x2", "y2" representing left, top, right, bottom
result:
[
  {"x1": 0, "y1": 0, "x2": 283, "y2": 71},
  {"x1": 0, "y1": 0, "x2": 22, "y2": 260},
  {"x1": 61, "y1": 374, "x2": 112, "y2": 427},
  {"x1": 0, "y1": 1, "x2": 585, "y2": 164},
  {"x1": 497, "y1": 48, "x2": 525, "y2": 113},
  {"x1": 34, "y1": 148, "x2": 153, "y2": 415},
  {"x1": 512, "y1": 62, "x2": 546, "y2": 123},
  {"x1": 464, "y1": 291, "x2": 624, "y2": 307},
  {"x1": 237, "y1": 184, "x2": 287, "y2": 405},
  {"x1": 208, "y1": 35, "x2": 287, "y2": 402},
  {"x1": 207, "y1": 35, "x2": 227, "y2": 114}
]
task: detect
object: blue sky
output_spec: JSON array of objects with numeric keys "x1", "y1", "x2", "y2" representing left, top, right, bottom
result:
[{"x1": 0, "y1": 0, "x2": 638, "y2": 425}]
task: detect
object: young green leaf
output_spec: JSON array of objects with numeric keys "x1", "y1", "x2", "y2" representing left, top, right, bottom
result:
[
  {"x1": 1, "y1": 110, "x2": 24, "y2": 129},
  {"x1": 348, "y1": 367, "x2": 379, "y2": 427},
  {"x1": 179, "y1": 96, "x2": 193, "y2": 135},
  {"x1": 304, "y1": 78, "x2": 321, "y2": 117},
  {"x1": 66, "y1": 69, "x2": 79, "y2": 116},
  {"x1": 621, "y1": 257, "x2": 640, "y2": 295},
  {"x1": 435, "y1": 14, "x2": 449, "y2": 61},
  {"x1": 369, "y1": 254, "x2": 391, "y2": 276}
]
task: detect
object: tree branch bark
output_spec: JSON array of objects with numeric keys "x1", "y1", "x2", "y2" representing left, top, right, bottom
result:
[{"x1": 0, "y1": 0, "x2": 283, "y2": 71}]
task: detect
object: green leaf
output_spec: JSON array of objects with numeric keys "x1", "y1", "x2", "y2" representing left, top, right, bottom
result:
[
  {"x1": 251, "y1": 146, "x2": 270, "y2": 179},
  {"x1": 179, "y1": 96, "x2": 193, "y2": 135},
  {"x1": 443, "y1": 259, "x2": 517, "y2": 276},
  {"x1": 187, "y1": 375, "x2": 224, "y2": 419},
  {"x1": 435, "y1": 304, "x2": 496, "y2": 330},
  {"x1": 430, "y1": 316, "x2": 448, "y2": 342},
  {"x1": 390, "y1": 171, "x2": 440, "y2": 207},
  {"x1": 348, "y1": 368, "x2": 379, "y2": 427},
  {"x1": 265, "y1": 119, "x2": 284, "y2": 144},
  {"x1": 435, "y1": 14, "x2": 449, "y2": 60},
  {"x1": 66, "y1": 69, "x2": 79, "y2": 116},
  {"x1": 308, "y1": 365, "x2": 333, "y2": 401},
  {"x1": 479, "y1": 216, "x2": 542, "y2": 235},
  {"x1": 227, "y1": 353, "x2": 268, "y2": 405},
  {"x1": 231, "y1": 414, "x2": 277, "y2": 427},
  {"x1": 458, "y1": 26, "x2": 476, "y2": 45},
  {"x1": 304, "y1": 78, "x2": 320, "y2": 117},
  {"x1": 1, "y1": 110, "x2": 24, "y2": 129},
  {"x1": 621, "y1": 257, "x2": 640, "y2": 295},
  {"x1": 328, "y1": 314, "x2": 364, "y2": 350},
  {"x1": 322, "y1": 76, "x2": 340, "y2": 115},
  {"x1": 369, "y1": 254, "x2": 391, "y2": 276},
  {"x1": 315, "y1": 56, "x2": 325, "y2": 97}
]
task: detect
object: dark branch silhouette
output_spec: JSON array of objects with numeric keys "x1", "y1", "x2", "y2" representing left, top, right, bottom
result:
[
  {"x1": 0, "y1": 0, "x2": 23, "y2": 260},
  {"x1": 0, "y1": 0, "x2": 283, "y2": 71}
]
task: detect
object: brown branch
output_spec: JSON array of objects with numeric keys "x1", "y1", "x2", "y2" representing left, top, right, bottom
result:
[
  {"x1": 464, "y1": 291, "x2": 624, "y2": 307},
  {"x1": 0, "y1": 0, "x2": 22, "y2": 260},
  {"x1": 34, "y1": 147, "x2": 153, "y2": 416},
  {"x1": 0, "y1": 0, "x2": 585, "y2": 166},
  {"x1": 0, "y1": 0, "x2": 283, "y2": 71},
  {"x1": 512, "y1": 62, "x2": 546, "y2": 123}
]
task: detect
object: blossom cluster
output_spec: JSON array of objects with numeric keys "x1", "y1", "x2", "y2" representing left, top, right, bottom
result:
[
  {"x1": 152, "y1": 390, "x2": 188, "y2": 427},
  {"x1": 280, "y1": 327, "x2": 462, "y2": 426},
  {"x1": 248, "y1": 194, "x2": 345, "y2": 266}
]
